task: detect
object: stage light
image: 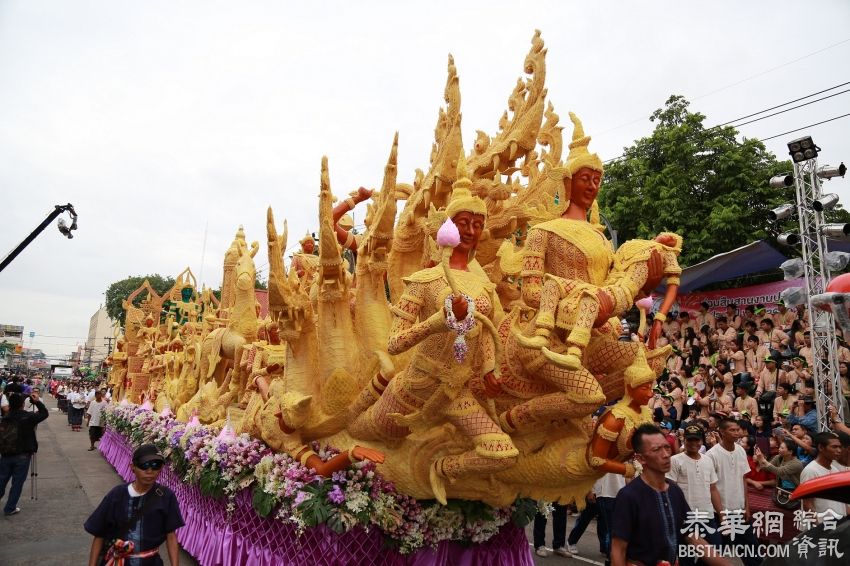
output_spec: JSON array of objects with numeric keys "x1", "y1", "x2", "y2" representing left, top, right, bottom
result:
[
  {"x1": 821, "y1": 223, "x2": 850, "y2": 240},
  {"x1": 770, "y1": 174, "x2": 793, "y2": 189},
  {"x1": 768, "y1": 204, "x2": 794, "y2": 222},
  {"x1": 777, "y1": 232, "x2": 800, "y2": 246},
  {"x1": 813, "y1": 193, "x2": 839, "y2": 212},
  {"x1": 788, "y1": 136, "x2": 819, "y2": 163},
  {"x1": 817, "y1": 163, "x2": 847, "y2": 180}
]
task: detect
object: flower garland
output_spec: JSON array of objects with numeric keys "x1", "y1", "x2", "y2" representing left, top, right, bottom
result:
[{"x1": 103, "y1": 404, "x2": 534, "y2": 554}]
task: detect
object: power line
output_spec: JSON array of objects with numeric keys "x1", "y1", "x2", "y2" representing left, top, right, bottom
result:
[
  {"x1": 603, "y1": 82, "x2": 850, "y2": 164},
  {"x1": 759, "y1": 113, "x2": 850, "y2": 142},
  {"x1": 716, "y1": 81, "x2": 850, "y2": 127},
  {"x1": 728, "y1": 88, "x2": 850, "y2": 128}
]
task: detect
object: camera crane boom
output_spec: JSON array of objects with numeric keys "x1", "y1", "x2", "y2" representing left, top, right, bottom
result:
[{"x1": 0, "y1": 203, "x2": 77, "y2": 274}]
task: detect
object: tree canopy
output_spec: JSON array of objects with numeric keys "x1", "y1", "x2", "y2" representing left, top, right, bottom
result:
[
  {"x1": 104, "y1": 274, "x2": 175, "y2": 326},
  {"x1": 599, "y1": 95, "x2": 794, "y2": 266}
]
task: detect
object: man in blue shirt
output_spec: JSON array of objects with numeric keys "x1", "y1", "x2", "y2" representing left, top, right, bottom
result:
[
  {"x1": 784, "y1": 394, "x2": 817, "y2": 434},
  {"x1": 610, "y1": 423, "x2": 729, "y2": 566}
]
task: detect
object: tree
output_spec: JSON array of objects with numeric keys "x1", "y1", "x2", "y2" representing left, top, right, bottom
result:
[
  {"x1": 255, "y1": 273, "x2": 268, "y2": 290},
  {"x1": 599, "y1": 95, "x2": 793, "y2": 266},
  {"x1": 104, "y1": 274, "x2": 175, "y2": 326}
]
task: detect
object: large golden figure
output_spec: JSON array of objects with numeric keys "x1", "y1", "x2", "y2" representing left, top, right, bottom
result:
[
  {"x1": 349, "y1": 156, "x2": 516, "y2": 504},
  {"x1": 109, "y1": 30, "x2": 682, "y2": 509}
]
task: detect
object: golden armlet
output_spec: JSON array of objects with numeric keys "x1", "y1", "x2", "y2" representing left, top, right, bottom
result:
[
  {"x1": 596, "y1": 426, "x2": 620, "y2": 442},
  {"x1": 390, "y1": 305, "x2": 417, "y2": 322}
]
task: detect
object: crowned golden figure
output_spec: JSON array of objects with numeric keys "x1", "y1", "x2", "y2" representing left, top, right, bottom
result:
[{"x1": 349, "y1": 155, "x2": 516, "y2": 504}]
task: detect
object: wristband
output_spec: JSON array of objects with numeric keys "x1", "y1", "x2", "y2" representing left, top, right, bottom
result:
[{"x1": 654, "y1": 312, "x2": 667, "y2": 323}]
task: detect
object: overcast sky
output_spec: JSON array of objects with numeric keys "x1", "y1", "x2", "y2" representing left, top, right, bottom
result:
[{"x1": 2, "y1": 0, "x2": 849, "y2": 358}]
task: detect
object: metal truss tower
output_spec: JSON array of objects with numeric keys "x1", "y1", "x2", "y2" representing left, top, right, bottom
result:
[{"x1": 792, "y1": 157, "x2": 844, "y2": 431}]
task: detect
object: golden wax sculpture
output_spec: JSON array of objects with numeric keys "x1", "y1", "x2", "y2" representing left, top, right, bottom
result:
[{"x1": 112, "y1": 30, "x2": 681, "y2": 508}]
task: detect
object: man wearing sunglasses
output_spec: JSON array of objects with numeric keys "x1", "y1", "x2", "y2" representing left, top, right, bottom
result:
[{"x1": 85, "y1": 444, "x2": 184, "y2": 565}]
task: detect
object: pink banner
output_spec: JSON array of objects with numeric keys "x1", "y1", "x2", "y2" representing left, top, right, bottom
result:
[{"x1": 675, "y1": 278, "x2": 803, "y2": 317}]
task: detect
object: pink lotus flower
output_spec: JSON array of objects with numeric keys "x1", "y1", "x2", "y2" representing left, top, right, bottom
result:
[
  {"x1": 636, "y1": 297, "x2": 654, "y2": 312},
  {"x1": 436, "y1": 218, "x2": 460, "y2": 248}
]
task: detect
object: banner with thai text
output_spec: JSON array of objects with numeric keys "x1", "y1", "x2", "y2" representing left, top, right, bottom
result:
[{"x1": 674, "y1": 278, "x2": 804, "y2": 316}]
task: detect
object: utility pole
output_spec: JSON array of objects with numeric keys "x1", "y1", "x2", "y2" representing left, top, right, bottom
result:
[{"x1": 103, "y1": 336, "x2": 114, "y2": 357}]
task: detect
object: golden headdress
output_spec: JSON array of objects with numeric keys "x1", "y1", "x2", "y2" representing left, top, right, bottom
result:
[
  {"x1": 623, "y1": 348, "x2": 656, "y2": 388},
  {"x1": 445, "y1": 149, "x2": 487, "y2": 219},
  {"x1": 299, "y1": 231, "x2": 314, "y2": 246},
  {"x1": 566, "y1": 112, "x2": 604, "y2": 176}
]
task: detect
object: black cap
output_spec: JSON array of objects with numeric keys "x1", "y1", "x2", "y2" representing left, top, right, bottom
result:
[
  {"x1": 684, "y1": 424, "x2": 705, "y2": 441},
  {"x1": 132, "y1": 444, "x2": 164, "y2": 466}
]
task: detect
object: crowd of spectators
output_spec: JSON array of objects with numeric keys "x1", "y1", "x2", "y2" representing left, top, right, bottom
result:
[{"x1": 533, "y1": 301, "x2": 850, "y2": 563}]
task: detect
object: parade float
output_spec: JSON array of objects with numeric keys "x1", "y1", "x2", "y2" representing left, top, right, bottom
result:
[{"x1": 100, "y1": 30, "x2": 681, "y2": 565}]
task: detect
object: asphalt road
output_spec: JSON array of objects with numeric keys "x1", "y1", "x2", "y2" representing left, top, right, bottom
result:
[{"x1": 0, "y1": 395, "x2": 196, "y2": 566}]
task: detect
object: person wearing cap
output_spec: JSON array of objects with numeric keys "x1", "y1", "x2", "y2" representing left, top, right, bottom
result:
[
  {"x1": 85, "y1": 444, "x2": 184, "y2": 566},
  {"x1": 755, "y1": 356, "x2": 783, "y2": 401},
  {"x1": 667, "y1": 425, "x2": 723, "y2": 548},
  {"x1": 799, "y1": 432, "x2": 850, "y2": 520},
  {"x1": 772, "y1": 382, "x2": 797, "y2": 424},
  {"x1": 784, "y1": 394, "x2": 818, "y2": 434}
]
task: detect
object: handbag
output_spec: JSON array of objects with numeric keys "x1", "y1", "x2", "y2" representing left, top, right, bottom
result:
[
  {"x1": 773, "y1": 486, "x2": 799, "y2": 510},
  {"x1": 98, "y1": 485, "x2": 163, "y2": 565}
]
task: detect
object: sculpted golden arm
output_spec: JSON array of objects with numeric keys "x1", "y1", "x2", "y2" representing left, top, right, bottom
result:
[
  {"x1": 386, "y1": 281, "x2": 447, "y2": 355},
  {"x1": 520, "y1": 228, "x2": 547, "y2": 308}
]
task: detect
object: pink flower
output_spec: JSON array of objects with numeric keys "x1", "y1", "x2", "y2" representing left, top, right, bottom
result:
[{"x1": 436, "y1": 218, "x2": 460, "y2": 248}]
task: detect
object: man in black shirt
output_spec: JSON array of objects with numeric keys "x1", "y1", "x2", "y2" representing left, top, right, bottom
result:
[
  {"x1": 0, "y1": 391, "x2": 49, "y2": 516},
  {"x1": 85, "y1": 444, "x2": 184, "y2": 566},
  {"x1": 611, "y1": 423, "x2": 729, "y2": 566}
]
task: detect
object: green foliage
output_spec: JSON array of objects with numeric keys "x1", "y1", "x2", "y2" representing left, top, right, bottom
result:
[
  {"x1": 255, "y1": 274, "x2": 268, "y2": 290},
  {"x1": 199, "y1": 466, "x2": 227, "y2": 499},
  {"x1": 252, "y1": 484, "x2": 277, "y2": 518},
  {"x1": 599, "y1": 95, "x2": 801, "y2": 266},
  {"x1": 103, "y1": 274, "x2": 176, "y2": 326},
  {"x1": 511, "y1": 497, "x2": 538, "y2": 528},
  {"x1": 297, "y1": 483, "x2": 333, "y2": 527},
  {"x1": 445, "y1": 499, "x2": 495, "y2": 524}
]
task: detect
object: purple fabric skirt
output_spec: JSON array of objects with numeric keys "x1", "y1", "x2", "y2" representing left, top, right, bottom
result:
[{"x1": 99, "y1": 429, "x2": 534, "y2": 566}]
